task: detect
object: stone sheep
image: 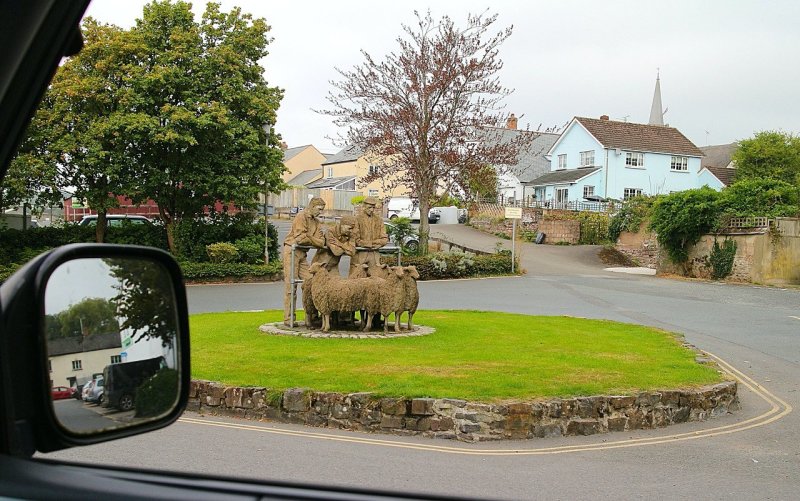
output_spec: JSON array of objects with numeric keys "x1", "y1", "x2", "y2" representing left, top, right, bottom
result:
[
  {"x1": 377, "y1": 266, "x2": 407, "y2": 333},
  {"x1": 400, "y1": 266, "x2": 420, "y2": 330},
  {"x1": 308, "y1": 263, "x2": 379, "y2": 332}
]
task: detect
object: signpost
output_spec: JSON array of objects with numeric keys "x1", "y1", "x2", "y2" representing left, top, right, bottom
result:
[{"x1": 504, "y1": 207, "x2": 522, "y2": 273}]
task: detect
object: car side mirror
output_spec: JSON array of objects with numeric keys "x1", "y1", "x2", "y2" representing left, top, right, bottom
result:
[{"x1": 0, "y1": 244, "x2": 190, "y2": 456}]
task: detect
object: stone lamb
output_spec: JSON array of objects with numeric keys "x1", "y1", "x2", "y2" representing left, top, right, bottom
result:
[{"x1": 377, "y1": 266, "x2": 407, "y2": 333}]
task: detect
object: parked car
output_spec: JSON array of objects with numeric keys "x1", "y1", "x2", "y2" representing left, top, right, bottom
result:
[
  {"x1": 50, "y1": 386, "x2": 72, "y2": 401},
  {"x1": 384, "y1": 222, "x2": 419, "y2": 253},
  {"x1": 81, "y1": 380, "x2": 95, "y2": 401},
  {"x1": 78, "y1": 214, "x2": 152, "y2": 226},
  {"x1": 104, "y1": 357, "x2": 166, "y2": 411},
  {"x1": 84, "y1": 377, "x2": 104, "y2": 404}
]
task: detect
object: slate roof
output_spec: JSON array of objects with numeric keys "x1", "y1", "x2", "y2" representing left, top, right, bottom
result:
[
  {"x1": 704, "y1": 166, "x2": 737, "y2": 187},
  {"x1": 49, "y1": 331, "x2": 121, "y2": 357},
  {"x1": 700, "y1": 143, "x2": 738, "y2": 168},
  {"x1": 322, "y1": 145, "x2": 363, "y2": 165},
  {"x1": 306, "y1": 175, "x2": 356, "y2": 189},
  {"x1": 282, "y1": 145, "x2": 310, "y2": 163},
  {"x1": 575, "y1": 117, "x2": 704, "y2": 157},
  {"x1": 483, "y1": 128, "x2": 559, "y2": 183},
  {"x1": 287, "y1": 168, "x2": 323, "y2": 187},
  {"x1": 527, "y1": 167, "x2": 602, "y2": 187}
]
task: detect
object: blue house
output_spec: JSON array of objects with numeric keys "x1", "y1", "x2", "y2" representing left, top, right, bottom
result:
[{"x1": 529, "y1": 115, "x2": 714, "y2": 206}]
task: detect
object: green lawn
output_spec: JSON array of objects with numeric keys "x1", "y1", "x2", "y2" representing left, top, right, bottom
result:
[{"x1": 189, "y1": 310, "x2": 723, "y2": 402}]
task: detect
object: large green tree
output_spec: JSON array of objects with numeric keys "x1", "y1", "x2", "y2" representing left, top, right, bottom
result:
[
  {"x1": 322, "y1": 10, "x2": 532, "y2": 253},
  {"x1": 732, "y1": 131, "x2": 800, "y2": 186},
  {"x1": 121, "y1": 1, "x2": 284, "y2": 252}
]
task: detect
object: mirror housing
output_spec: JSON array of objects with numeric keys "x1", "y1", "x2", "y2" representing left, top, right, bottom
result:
[{"x1": 0, "y1": 244, "x2": 190, "y2": 456}]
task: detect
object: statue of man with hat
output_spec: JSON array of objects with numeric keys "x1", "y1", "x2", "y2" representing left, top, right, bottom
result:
[{"x1": 349, "y1": 196, "x2": 388, "y2": 276}]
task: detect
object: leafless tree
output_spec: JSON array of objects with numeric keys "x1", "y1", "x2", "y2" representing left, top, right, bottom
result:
[{"x1": 321, "y1": 10, "x2": 534, "y2": 252}]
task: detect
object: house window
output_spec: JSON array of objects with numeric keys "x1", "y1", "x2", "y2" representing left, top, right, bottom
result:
[
  {"x1": 670, "y1": 156, "x2": 688, "y2": 171},
  {"x1": 624, "y1": 188, "x2": 643, "y2": 200},
  {"x1": 625, "y1": 152, "x2": 644, "y2": 167},
  {"x1": 48, "y1": 360, "x2": 52, "y2": 372},
  {"x1": 368, "y1": 165, "x2": 379, "y2": 176},
  {"x1": 557, "y1": 154, "x2": 567, "y2": 169},
  {"x1": 580, "y1": 151, "x2": 595, "y2": 167},
  {"x1": 555, "y1": 187, "x2": 569, "y2": 203},
  {"x1": 327, "y1": 167, "x2": 334, "y2": 178},
  {"x1": 368, "y1": 189, "x2": 379, "y2": 197},
  {"x1": 583, "y1": 186, "x2": 595, "y2": 198},
  {"x1": 71, "y1": 360, "x2": 82, "y2": 371},
  {"x1": 111, "y1": 355, "x2": 121, "y2": 364}
]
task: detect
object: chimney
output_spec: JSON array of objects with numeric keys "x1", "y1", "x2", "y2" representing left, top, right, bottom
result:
[
  {"x1": 506, "y1": 113, "x2": 518, "y2": 130},
  {"x1": 600, "y1": 115, "x2": 609, "y2": 121}
]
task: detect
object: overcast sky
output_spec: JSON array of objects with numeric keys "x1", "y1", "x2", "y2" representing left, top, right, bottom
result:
[{"x1": 84, "y1": 0, "x2": 800, "y2": 154}]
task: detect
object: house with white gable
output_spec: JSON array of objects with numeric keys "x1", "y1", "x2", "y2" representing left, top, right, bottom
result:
[{"x1": 529, "y1": 115, "x2": 712, "y2": 205}]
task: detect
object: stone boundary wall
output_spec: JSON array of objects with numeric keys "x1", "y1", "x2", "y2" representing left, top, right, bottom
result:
[
  {"x1": 187, "y1": 380, "x2": 738, "y2": 443},
  {"x1": 538, "y1": 219, "x2": 580, "y2": 245}
]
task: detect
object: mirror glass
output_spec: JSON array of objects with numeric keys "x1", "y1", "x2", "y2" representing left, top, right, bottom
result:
[{"x1": 44, "y1": 257, "x2": 180, "y2": 434}]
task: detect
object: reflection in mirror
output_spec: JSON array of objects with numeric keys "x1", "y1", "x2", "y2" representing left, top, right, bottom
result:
[{"x1": 45, "y1": 257, "x2": 180, "y2": 435}]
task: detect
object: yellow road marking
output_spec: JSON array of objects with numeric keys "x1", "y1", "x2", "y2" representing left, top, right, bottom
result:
[{"x1": 178, "y1": 352, "x2": 791, "y2": 456}]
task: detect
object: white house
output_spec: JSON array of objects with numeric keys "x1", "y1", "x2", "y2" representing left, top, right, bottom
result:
[{"x1": 529, "y1": 115, "x2": 712, "y2": 205}]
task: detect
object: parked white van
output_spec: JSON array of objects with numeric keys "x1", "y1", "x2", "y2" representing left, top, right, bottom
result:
[{"x1": 386, "y1": 197, "x2": 440, "y2": 223}]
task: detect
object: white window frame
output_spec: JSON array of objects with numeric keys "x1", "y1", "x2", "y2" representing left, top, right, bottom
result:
[
  {"x1": 670, "y1": 156, "x2": 688, "y2": 171},
  {"x1": 557, "y1": 154, "x2": 567, "y2": 169},
  {"x1": 368, "y1": 189, "x2": 379, "y2": 197},
  {"x1": 555, "y1": 187, "x2": 569, "y2": 204},
  {"x1": 580, "y1": 150, "x2": 595, "y2": 167},
  {"x1": 623, "y1": 188, "x2": 643, "y2": 200},
  {"x1": 111, "y1": 355, "x2": 121, "y2": 364},
  {"x1": 625, "y1": 152, "x2": 644, "y2": 168},
  {"x1": 368, "y1": 165, "x2": 379, "y2": 176},
  {"x1": 583, "y1": 185, "x2": 595, "y2": 198},
  {"x1": 327, "y1": 167, "x2": 334, "y2": 178},
  {"x1": 71, "y1": 360, "x2": 82, "y2": 371}
]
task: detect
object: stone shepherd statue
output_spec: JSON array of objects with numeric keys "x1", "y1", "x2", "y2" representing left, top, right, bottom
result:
[
  {"x1": 349, "y1": 196, "x2": 388, "y2": 277},
  {"x1": 282, "y1": 197, "x2": 326, "y2": 325},
  {"x1": 312, "y1": 215, "x2": 357, "y2": 272}
]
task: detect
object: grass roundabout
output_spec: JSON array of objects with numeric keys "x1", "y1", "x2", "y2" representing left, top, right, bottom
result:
[{"x1": 190, "y1": 310, "x2": 724, "y2": 402}]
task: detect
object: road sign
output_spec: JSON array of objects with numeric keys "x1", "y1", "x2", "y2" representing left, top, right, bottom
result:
[{"x1": 504, "y1": 207, "x2": 522, "y2": 219}]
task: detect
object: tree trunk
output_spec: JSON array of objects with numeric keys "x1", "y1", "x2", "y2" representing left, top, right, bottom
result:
[
  {"x1": 95, "y1": 209, "x2": 107, "y2": 243},
  {"x1": 418, "y1": 196, "x2": 431, "y2": 255}
]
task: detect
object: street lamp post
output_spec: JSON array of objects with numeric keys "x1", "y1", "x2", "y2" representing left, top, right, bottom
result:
[{"x1": 262, "y1": 122, "x2": 271, "y2": 265}]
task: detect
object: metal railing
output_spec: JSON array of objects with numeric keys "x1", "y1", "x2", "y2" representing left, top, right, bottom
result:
[
  {"x1": 723, "y1": 217, "x2": 771, "y2": 230},
  {"x1": 288, "y1": 244, "x2": 402, "y2": 328}
]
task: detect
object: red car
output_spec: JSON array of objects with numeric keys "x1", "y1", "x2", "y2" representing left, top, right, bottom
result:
[{"x1": 50, "y1": 386, "x2": 72, "y2": 401}]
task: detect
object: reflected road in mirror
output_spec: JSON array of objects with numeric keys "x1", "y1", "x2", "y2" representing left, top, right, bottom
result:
[{"x1": 44, "y1": 256, "x2": 181, "y2": 435}]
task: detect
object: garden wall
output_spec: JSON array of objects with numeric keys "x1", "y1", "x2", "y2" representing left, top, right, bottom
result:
[
  {"x1": 620, "y1": 218, "x2": 800, "y2": 285},
  {"x1": 187, "y1": 379, "x2": 738, "y2": 443}
]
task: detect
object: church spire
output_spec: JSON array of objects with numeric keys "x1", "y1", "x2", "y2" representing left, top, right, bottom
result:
[{"x1": 648, "y1": 70, "x2": 664, "y2": 126}]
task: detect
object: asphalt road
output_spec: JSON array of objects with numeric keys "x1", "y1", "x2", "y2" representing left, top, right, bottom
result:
[{"x1": 40, "y1": 224, "x2": 800, "y2": 499}]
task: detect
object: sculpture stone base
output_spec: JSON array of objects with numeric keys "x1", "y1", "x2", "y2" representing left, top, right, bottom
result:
[{"x1": 259, "y1": 322, "x2": 435, "y2": 339}]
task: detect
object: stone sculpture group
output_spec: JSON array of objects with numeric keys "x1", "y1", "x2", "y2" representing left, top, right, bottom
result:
[{"x1": 282, "y1": 196, "x2": 419, "y2": 333}]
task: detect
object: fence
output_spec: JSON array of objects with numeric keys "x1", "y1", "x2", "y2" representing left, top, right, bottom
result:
[
  {"x1": 273, "y1": 188, "x2": 361, "y2": 215},
  {"x1": 722, "y1": 217, "x2": 771, "y2": 230},
  {"x1": 478, "y1": 197, "x2": 614, "y2": 213}
]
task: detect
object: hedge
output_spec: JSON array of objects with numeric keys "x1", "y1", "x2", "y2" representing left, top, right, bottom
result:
[
  {"x1": 383, "y1": 251, "x2": 516, "y2": 280},
  {"x1": 180, "y1": 261, "x2": 282, "y2": 281},
  {"x1": 135, "y1": 368, "x2": 179, "y2": 418}
]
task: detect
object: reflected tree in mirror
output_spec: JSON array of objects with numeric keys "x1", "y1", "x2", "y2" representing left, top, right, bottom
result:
[
  {"x1": 45, "y1": 297, "x2": 120, "y2": 340},
  {"x1": 104, "y1": 258, "x2": 177, "y2": 349}
]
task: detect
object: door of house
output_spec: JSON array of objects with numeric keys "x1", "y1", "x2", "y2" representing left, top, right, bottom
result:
[{"x1": 555, "y1": 187, "x2": 568, "y2": 208}]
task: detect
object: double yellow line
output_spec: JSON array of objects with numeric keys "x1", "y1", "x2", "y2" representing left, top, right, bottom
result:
[{"x1": 178, "y1": 352, "x2": 792, "y2": 456}]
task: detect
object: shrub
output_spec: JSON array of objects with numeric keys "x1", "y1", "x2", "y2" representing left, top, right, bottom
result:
[
  {"x1": 174, "y1": 212, "x2": 277, "y2": 263},
  {"x1": 649, "y1": 188, "x2": 720, "y2": 264},
  {"x1": 385, "y1": 217, "x2": 418, "y2": 253},
  {"x1": 135, "y1": 368, "x2": 179, "y2": 418},
  {"x1": 717, "y1": 178, "x2": 800, "y2": 218},
  {"x1": 708, "y1": 239, "x2": 737, "y2": 280},
  {"x1": 106, "y1": 223, "x2": 169, "y2": 249},
  {"x1": 383, "y1": 251, "x2": 514, "y2": 280},
  {"x1": 206, "y1": 242, "x2": 239, "y2": 263},
  {"x1": 234, "y1": 234, "x2": 266, "y2": 264},
  {"x1": 608, "y1": 196, "x2": 656, "y2": 242}
]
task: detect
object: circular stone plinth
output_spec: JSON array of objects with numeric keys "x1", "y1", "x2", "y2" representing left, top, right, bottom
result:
[{"x1": 259, "y1": 322, "x2": 435, "y2": 339}]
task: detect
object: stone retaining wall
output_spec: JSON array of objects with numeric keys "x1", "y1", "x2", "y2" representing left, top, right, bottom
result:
[{"x1": 187, "y1": 380, "x2": 738, "y2": 442}]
